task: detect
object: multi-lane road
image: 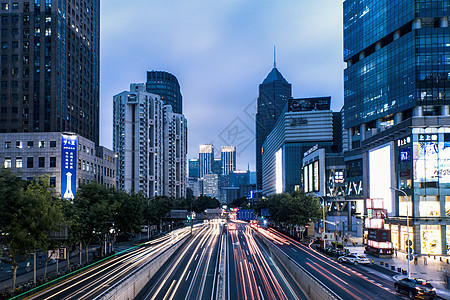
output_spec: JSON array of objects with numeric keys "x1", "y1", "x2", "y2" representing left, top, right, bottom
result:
[
  {"x1": 17, "y1": 219, "x2": 411, "y2": 300},
  {"x1": 262, "y1": 228, "x2": 408, "y2": 300}
]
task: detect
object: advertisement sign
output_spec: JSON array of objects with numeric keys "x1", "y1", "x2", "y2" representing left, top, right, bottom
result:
[
  {"x1": 414, "y1": 136, "x2": 450, "y2": 183},
  {"x1": 288, "y1": 97, "x2": 330, "y2": 112},
  {"x1": 314, "y1": 161, "x2": 319, "y2": 192},
  {"x1": 61, "y1": 134, "x2": 77, "y2": 200}
]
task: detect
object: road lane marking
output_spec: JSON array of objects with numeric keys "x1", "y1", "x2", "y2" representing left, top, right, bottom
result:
[
  {"x1": 185, "y1": 270, "x2": 191, "y2": 281},
  {"x1": 291, "y1": 247, "x2": 298, "y2": 252},
  {"x1": 246, "y1": 250, "x2": 250, "y2": 256},
  {"x1": 250, "y1": 262, "x2": 255, "y2": 272},
  {"x1": 258, "y1": 286, "x2": 265, "y2": 300},
  {"x1": 195, "y1": 254, "x2": 198, "y2": 261}
]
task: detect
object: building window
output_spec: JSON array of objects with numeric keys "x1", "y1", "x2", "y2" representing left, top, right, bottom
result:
[
  {"x1": 16, "y1": 157, "x2": 22, "y2": 168},
  {"x1": 82, "y1": 160, "x2": 85, "y2": 171},
  {"x1": 4, "y1": 141, "x2": 11, "y2": 148},
  {"x1": 39, "y1": 141, "x2": 45, "y2": 148},
  {"x1": 16, "y1": 141, "x2": 22, "y2": 148},
  {"x1": 4, "y1": 157, "x2": 11, "y2": 168},
  {"x1": 38, "y1": 157, "x2": 45, "y2": 168},
  {"x1": 27, "y1": 140, "x2": 33, "y2": 148},
  {"x1": 49, "y1": 177, "x2": 56, "y2": 187},
  {"x1": 49, "y1": 156, "x2": 56, "y2": 168},
  {"x1": 1, "y1": 3, "x2": 8, "y2": 10},
  {"x1": 27, "y1": 157, "x2": 33, "y2": 168},
  {"x1": 50, "y1": 140, "x2": 56, "y2": 147},
  {"x1": 12, "y1": 3, "x2": 18, "y2": 9}
]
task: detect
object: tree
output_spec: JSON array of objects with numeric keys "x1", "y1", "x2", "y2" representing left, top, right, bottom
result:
[
  {"x1": 24, "y1": 176, "x2": 65, "y2": 280},
  {"x1": 145, "y1": 196, "x2": 173, "y2": 230},
  {"x1": 0, "y1": 169, "x2": 31, "y2": 292},
  {"x1": 193, "y1": 195, "x2": 220, "y2": 213},
  {"x1": 71, "y1": 183, "x2": 113, "y2": 261},
  {"x1": 230, "y1": 196, "x2": 248, "y2": 208},
  {"x1": 111, "y1": 190, "x2": 144, "y2": 235}
]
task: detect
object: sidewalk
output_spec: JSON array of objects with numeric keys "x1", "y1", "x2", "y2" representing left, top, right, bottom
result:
[{"x1": 347, "y1": 244, "x2": 450, "y2": 300}]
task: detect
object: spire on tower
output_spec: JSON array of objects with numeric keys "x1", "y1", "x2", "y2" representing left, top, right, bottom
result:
[{"x1": 273, "y1": 45, "x2": 276, "y2": 68}]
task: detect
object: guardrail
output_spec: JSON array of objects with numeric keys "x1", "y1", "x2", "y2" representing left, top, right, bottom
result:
[
  {"x1": 255, "y1": 231, "x2": 341, "y2": 300},
  {"x1": 94, "y1": 230, "x2": 196, "y2": 300}
]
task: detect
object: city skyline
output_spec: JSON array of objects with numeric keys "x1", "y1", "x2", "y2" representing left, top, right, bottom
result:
[{"x1": 99, "y1": 1, "x2": 345, "y2": 170}]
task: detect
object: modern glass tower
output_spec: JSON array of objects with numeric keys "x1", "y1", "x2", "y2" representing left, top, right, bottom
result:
[
  {"x1": 255, "y1": 62, "x2": 292, "y2": 190},
  {"x1": 199, "y1": 144, "x2": 214, "y2": 178},
  {"x1": 221, "y1": 146, "x2": 236, "y2": 175},
  {"x1": 0, "y1": 0, "x2": 100, "y2": 145},
  {"x1": 146, "y1": 71, "x2": 183, "y2": 114},
  {"x1": 344, "y1": 0, "x2": 450, "y2": 255}
]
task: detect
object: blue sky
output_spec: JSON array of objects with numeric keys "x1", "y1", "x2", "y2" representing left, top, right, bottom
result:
[{"x1": 100, "y1": 1, "x2": 345, "y2": 171}]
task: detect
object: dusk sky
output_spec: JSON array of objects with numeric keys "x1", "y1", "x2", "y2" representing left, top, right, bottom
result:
[{"x1": 100, "y1": 1, "x2": 345, "y2": 171}]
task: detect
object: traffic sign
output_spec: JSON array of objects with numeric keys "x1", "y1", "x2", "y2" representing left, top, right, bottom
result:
[
  {"x1": 406, "y1": 254, "x2": 414, "y2": 261},
  {"x1": 406, "y1": 240, "x2": 412, "y2": 246},
  {"x1": 407, "y1": 247, "x2": 413, "y2": 254}
]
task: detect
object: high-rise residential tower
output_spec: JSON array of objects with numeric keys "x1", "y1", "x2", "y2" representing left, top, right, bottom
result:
[
  {"x1": 221, "y1": 146, "x2": 236, "y2": 175},
  {"x1": 343, "y1": 0, "x2": 450, "y2": 255},
  {"x1": 0, "y1": 0, "x2": 100, "y2": 145},
  {"x1": 113, "y1": 84, "x2": 164, "y2": 197},
  {"x1": 113, "y1": 83, "x2": 187, "y2": 198},
  {"x1": 255, "y1": 60, "x2": 292, "y2": 190},
  {"x1": 199, "y1": 144, "x2": 214, "y2": 178},
  {"x1": 146, "y1": 71, "x2": 182, "y2": 114}
]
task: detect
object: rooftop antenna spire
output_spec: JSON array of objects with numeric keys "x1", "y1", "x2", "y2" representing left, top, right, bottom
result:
[{"x1": 273, "y1": 45, "x2": 276, "y2": 68}]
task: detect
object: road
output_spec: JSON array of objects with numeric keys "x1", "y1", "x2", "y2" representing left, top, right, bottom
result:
[
  {"x1": 262, "y1": 228, "x2": 409, "y2": 300},
  {"x1": 227, "y1": 221, "x2": 305, "y2": 300},
  {"x1": 137, "y1": 219, "x2": 223, "y2": 300},
  {"x1": 16, "y1": 226, "x2": 193, "y2": 300}
]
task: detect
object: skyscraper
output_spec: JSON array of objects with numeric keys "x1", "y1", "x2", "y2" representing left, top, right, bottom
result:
[
  {"x1": 255, "y1": 59, "x2": 292, "y2": 190},
  {"x1": 0, "y1": 0, "x2": 100, "y2": 145},
  {"x1": 221, "y1": 146, "x2": 236, "y2": 175},
  {"x1": 188, "y1": 158, "x2": 199, "y2": 179},
  {"x1": 146, "y1": 71, "x2": 183, "y2": 114},
  {"x1": 343, "y1": 0, "x2": 450, "y2": 255},
  {"x1": 199, "y1": 144, "x2": 214, "y2": 178},
  {"x1": 114, "y1": 83, "x2": 187, "y2": 199}
]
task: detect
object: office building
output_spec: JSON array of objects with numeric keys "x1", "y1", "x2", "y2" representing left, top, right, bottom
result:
[
  {"x1": 0, "y1": 0, "x2": 100, "y2": 145},
  {"x1": 221, "y1": 146, "x2": 236, "y2": 175},
  {"x1": 146, "y1": 71, "x2": 182, "y2": 114},
  {"x1": 262, "y1": 97, "x2": 340, "y2": 196},
  {"x1": 202, "y1": 173, "x2": 219, "y2": 199},
  {"x1": 343, "y1": 0, "x2": 450, "y2": 255},
  {"x1": 255, "y1": 61, "x2": 292, "y2": 190},
  {"x1": 188, "y1": 158, "x2": 199, "y2": 179},
  {"x1": 0, "y1": 132, "x2": 115, "y2": 199},
  {"x1": 199, "y1": 144, "x2": 214, "y2": 178},
  {"x1": 212, "y1": 158, "x2": 222, "y2": 175}
]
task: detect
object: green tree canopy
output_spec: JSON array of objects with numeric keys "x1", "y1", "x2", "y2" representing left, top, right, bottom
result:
[{"x1": 193, "y1": 195, "x2": 220, "y2": 213}]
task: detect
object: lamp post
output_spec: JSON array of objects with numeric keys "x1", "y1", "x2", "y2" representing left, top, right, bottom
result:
[
  {"x1": 315, "y1": 194, "x2": 326, "y2": 249},
  {"x1": 390, "y1": 187, "x2": 410, "y2": 279}
]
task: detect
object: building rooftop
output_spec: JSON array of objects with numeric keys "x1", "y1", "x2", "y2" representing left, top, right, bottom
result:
[{"x1": 262, "y1": 67, "x2": 289, "y2": 85}]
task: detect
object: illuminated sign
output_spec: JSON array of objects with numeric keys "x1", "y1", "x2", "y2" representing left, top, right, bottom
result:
[
  {"x1": 414, "y1": 137, "x2": 450, "y2": 184},
  {"x1": 369, "y1": 144, "x2": 392, "y2": 213},
  {"x1": 275, "y1": 148, "x2": 283, "y2": 194},
  {"x1": 397, "y1": 137, "x2": 411, "y2": 147},
  {"x1": 314, "y1": 161, "x2": 319, "y2": 192},
  {"x1": 400, "y1": 147, "x2": 411, "y2": 162},
  {"x1": 61, "y1": 134, "x2": 77, "y2": 200}
]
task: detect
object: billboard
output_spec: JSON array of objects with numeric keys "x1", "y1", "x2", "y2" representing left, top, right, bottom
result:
[
  {"x1": 414, "y1": 134, "x2": 450, "y2": 184},
  {"x1": 304, "y1": 161, "x2": 319, "y2": 193},
  {"x1": 288, "y1": 97, "x2": 331, "y2": 112},
  {"x1": 369, "y1": 144, "x2": 392, "y2": 213},
  {"x1": 61, "y1": 134, "x2": 77, "y2": 200},
  {"x1": 275, "y1": 148, "x2": 283, "y2": 194}
]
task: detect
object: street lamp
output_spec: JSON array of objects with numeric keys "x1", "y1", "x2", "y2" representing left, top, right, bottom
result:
[
  {"x1": 315, "y1": 194, "x2": 326, "y2": 249},
  {"x1": 390, "y1": 186, "x2": 410, "y2": 279}
]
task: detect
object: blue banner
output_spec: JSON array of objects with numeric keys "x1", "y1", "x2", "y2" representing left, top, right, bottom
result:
[{"x1": 61, "y1": 134, "x2": 77, "y2": 200}]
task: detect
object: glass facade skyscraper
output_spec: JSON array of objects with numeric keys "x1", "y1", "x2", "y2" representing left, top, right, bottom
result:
[
  {"x1": 199, "y1": 144, "x2": 214, "y2": 178},
  {"x1": 256, "y1": 67, "x2": 291, "y2": 189},
  {"x1": 146, "y1": 71, "x2": 183, "y2": 114},
  {"x1": 344, "y1": 0, "x2": 450, "y2": 131},
  {"x1": 0, "y1": 0, "x2": 100, "y2": 145},
  {"x1": 344, "y1": 0, "x2": 450, "y2": 255},
  {"x1": 221, "y1": 146, "x2": 236, "y2": 175}
]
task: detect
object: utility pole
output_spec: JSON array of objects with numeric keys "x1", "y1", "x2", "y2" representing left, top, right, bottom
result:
[{"x1": 391, "y1": 187, "x2": 410, "y2": 279}]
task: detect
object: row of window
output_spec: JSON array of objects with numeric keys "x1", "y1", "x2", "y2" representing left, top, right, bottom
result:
[
  {"x1": 4, "y1": 156, "x2": 115, "y2": 177},
  {"x1": 4, "y1": 156, "x2": 55, "y2": 168},
  {"x1": 4, "y1": 139, "x2": 55, "y2": 148}
]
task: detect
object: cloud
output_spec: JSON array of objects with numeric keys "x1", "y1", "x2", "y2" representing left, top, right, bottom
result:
[{"x1": 100, "y1": 1, "x2": 344, "y2": 171}]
